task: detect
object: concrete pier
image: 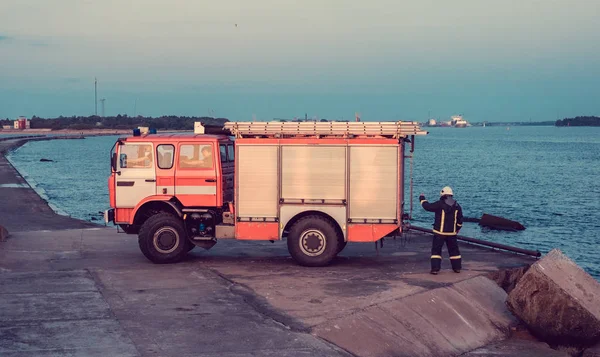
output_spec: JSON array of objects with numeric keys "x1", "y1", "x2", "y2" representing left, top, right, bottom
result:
[{"x1": 0, "y1": 135, "x2": 568, "y2": 357}]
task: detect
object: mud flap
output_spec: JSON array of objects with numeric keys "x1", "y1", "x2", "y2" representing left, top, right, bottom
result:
[{"x1": 192, "y1": 239, "x2": 217, "y2": 250}]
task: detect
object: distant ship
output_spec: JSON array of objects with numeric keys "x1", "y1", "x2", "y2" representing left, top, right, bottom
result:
[
  {"x1": 451, "y1": 115, "x2": 469, "y2": 128},
  {"x1": 425, "y1": 115, "x2": 470, "y2": 127}
]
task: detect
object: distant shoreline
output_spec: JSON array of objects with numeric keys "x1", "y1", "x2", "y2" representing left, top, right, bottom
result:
[
  {"x1": 0, "y1": 128, "x2": 132, "y2": 135},
  {"x1": 555, "y1": 116, "x2": 600, "y2": 127}
]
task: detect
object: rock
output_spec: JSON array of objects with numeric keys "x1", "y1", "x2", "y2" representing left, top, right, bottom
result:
[
  {"x1": 583, "y1": 343, "x2": 600, "y2": 357},
  {"x1": 556, "y1": 346, "x2": 585, "y2": 357},
  {"x1": 507, "y1": 249, "x2": 600, "y2": 348},
  {"x1": 487, "y1": 265, "x2": 530, "y2": 294},
  {"x1": 479, "y1": 213, "x2": 525, "y2": 231},
  {"x1": 0, "y1": 225, "x2": 8, "y2": 242},
  {"x1": 40, "y1": 158, "x2": 54, "y2": 162},
  {"x1": 463, "y1": 339, "x2": 569, "y2": 357}
]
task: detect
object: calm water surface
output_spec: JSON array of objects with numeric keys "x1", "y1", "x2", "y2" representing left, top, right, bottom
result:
[{"x1": 7, "y1": 126, "x2": 600, "y2": 278}]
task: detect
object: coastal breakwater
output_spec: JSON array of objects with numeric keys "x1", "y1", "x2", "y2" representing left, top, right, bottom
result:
[
  {"x1": 2, "y1": 133, "x2": 600, "y2": 356},
  {"x1": 0, "y1": 132, "x2": 127, "y2": 232}
]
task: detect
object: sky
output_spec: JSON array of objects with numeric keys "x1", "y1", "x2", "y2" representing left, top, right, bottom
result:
[{"x1": 1, "y1": 0, "x2": 599, "y2": 122}]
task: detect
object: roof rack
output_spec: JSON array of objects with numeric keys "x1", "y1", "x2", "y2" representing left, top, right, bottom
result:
[{"x1": 224, "y1": 121, "x2": 428, "y2": 139}]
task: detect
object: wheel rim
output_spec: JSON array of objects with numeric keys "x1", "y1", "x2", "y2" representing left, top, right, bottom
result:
[
  {"x1": 299, "y1": 229, "x2": 327, "y2": 256},
  {"x1": 153, "y1": 227, "x2": 180, "y2": 254}
]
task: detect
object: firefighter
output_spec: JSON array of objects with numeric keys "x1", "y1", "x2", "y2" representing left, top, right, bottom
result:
[
  {"x1": 419, "y1": 186, "x2": 463, "y2": 274},
  {"x1": 201, "y1": 146, "x2": 213, "y2": 167},
  {"x1": 127, "y1": 146, "x2": 153, "y2": 168}
]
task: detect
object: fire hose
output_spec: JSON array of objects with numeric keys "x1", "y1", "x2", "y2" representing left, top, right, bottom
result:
[{"x1": 405, "y1": 224, "x2": 541, "y2": 258}]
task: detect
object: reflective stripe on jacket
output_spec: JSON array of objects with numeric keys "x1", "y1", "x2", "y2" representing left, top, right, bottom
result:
[{"x1": 420, "y1": 198, "x2": 463, "y2": 236}]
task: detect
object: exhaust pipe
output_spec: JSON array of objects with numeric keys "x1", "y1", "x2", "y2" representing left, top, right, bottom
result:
[{"x1": 405, "y1": 224, "x2": 541, "y2": 258}]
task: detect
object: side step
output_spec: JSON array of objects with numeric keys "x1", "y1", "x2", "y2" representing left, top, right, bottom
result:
[
  {"x1": 190, "y1": 237, "x2": 217, "y2": 250},
  {"x1": 187, "y1": 224, "x2": 235, "y2": 251},
  {"x1": 191, "y1": 236, "x2": 214, "y2": 241}
]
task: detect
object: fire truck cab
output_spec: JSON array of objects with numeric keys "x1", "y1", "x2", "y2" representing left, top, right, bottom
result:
[{"x1": 105, "y1": 121, "x2": 427, "y2": 266}]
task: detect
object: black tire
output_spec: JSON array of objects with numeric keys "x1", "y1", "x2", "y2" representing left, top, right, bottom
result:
[
  {"x1": 287, "y1": 215, "x2": 340, "y2": 267},
  {"x1": 138, "y1": 213, "x2": 188, "y2": 264},
  {"x1": 337, "y1": 239, "x2": 347, "y2": 254}
]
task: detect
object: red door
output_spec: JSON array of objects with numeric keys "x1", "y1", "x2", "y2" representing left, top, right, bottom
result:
[
  {"x1": 175, "y1": 142, "x2": 218, "y2": 207},
  {"x1": 155, "y1": 144, "x2": 176, "y2": 196}
]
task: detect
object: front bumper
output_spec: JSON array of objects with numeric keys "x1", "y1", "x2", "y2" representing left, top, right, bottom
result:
[{"x1": 104, "y1": 209, "x2": 115, "y2": 224}]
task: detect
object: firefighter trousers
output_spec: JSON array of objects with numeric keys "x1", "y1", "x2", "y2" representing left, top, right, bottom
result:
[{"x1": 431, "y1": 234, "x2": 462, "y2": 272}]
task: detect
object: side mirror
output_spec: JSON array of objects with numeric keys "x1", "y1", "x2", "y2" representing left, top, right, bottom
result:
[{"x1": 111, "y1": 153, "x2": 117, "y2": 172}]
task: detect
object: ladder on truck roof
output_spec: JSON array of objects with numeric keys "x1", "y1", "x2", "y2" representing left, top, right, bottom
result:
[{"x1": 223, "y1": 121, "x2": 428, "y2": 139}]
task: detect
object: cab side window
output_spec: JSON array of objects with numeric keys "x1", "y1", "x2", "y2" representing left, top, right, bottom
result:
[
  {"x1": 227, "y1": 144, "x2": 234, "y2": 162},
  {"x1": 220, "y1": 144, "x2": 227, "y2": 163},
  {"x1": 119, "y1": 144, "x2": 153, "y2": 169},
  {"x1": 179, "y1": 144, "x2": 213, "y2": 169},
  {"x1": 157, "y1": 144, "x2": 175, "y2": 169}
]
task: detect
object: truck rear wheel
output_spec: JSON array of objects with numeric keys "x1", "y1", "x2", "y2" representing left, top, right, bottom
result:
[
  {"x1": 138, "y1": 213, "x2": 188, "y2": 264},
  {"x1": 287, "y1": 215, "x2": 340, "y2": 267}
]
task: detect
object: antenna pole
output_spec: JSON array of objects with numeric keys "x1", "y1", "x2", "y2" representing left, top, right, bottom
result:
[{"x1": 100, "y1": 98, "x2": 106, "y2": 117}]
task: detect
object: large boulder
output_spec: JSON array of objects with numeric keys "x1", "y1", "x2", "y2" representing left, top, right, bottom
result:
[
  {"x1": 507, "y1": 249, "x2": 600, "y2": 348},
  {"x1": 0, "y1": 225, "x2": 8, "y2": 242}
]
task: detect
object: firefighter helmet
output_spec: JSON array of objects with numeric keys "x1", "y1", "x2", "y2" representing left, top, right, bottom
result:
[{"x1": 440, "y1": 186, "x2": 453, "y2": 196}]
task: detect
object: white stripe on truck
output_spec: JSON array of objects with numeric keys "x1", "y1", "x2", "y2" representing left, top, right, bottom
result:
[{"x1": 176, "y1": 186, "x2": 217, "y2": 195}]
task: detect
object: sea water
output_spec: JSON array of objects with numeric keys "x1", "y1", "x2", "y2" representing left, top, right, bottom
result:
[
  {"x1": 7, "y1": 126, "x2": 600, "y2": 278},
  {"x1": 6, "y1": 135, "x2": 116, "y2": 220}
]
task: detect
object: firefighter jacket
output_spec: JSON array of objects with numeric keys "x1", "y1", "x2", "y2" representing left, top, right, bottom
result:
[{"x1": 420, "y1": 195, "x2": 463, "y2": 236}]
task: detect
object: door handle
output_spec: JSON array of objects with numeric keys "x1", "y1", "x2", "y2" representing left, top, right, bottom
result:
[
  {"x1": 205, "y1": 179, "x2": 216, "y2": 183},
  {"x1": 145, "y1": 179, "x2": 156, "y2": 182}
]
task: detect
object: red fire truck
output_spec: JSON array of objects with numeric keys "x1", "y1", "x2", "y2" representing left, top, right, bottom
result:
[{"x1": 105, "y1": 121, "x2": 427, "y2": 266}]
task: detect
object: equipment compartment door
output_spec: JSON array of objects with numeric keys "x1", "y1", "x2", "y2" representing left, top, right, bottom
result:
[
  {"x1": 236, "y1": 145, "x2": 278, "y2": 219},
  {"x1": 175, "y1": 142, "x2": 218, "y2": 207},
  {"x1": 349, "y1": 145, "x2": 398, "y2": 221},
  {"x1": 115, "y1": 142, "x2": 157, "y2": 208}
]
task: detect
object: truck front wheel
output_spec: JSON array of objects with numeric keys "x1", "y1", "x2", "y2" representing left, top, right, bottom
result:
[
  {"x1": 138, "y1": 213, "x2": 188, "y2": 264},
  {"x1": 287, "y1": 215, "x2": 340, "y2": 267}
]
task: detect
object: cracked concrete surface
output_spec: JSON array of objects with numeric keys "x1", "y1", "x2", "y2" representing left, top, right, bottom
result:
[
  {"x1": 0, "y1": 232, "x2": 351, "y2": 356},
  {"x1": 0, "y1": 227, "x2": 544, "y2": 356}
]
